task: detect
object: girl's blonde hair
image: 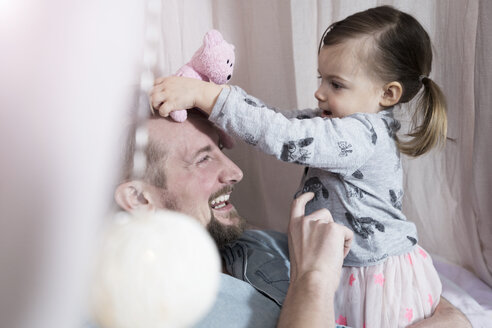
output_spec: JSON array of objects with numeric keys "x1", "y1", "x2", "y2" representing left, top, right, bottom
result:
[{"x1": 319, "y1": 5, "x2": 447, "y2": 157}]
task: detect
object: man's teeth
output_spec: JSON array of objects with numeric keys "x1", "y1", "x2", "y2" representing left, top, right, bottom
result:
[{"x1": 210, "y1": 194, "x2": 230, "y2": 209}]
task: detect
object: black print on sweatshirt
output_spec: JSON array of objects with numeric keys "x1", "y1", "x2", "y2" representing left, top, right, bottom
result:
[
  {"x1": 407, "y1": 236, "x2": 417, "y2": 245},
  {"x1": 296, "y1": 114, "x2": 311, "y2": 120},
  {"x1": 244, "y1": 133, "x2": 258, "y2": 146},
  {"x1": 345, "y1": 212, "x2": 385, "y2": 239},
  {"x1": 338, "y1": 141, "x2": 353, "y2": 157},
  {"x1": 299, "y1": 177, "x2": 329, "y2": 201},
  {"x1": 389, "y1": 189, "x2": 403, "y2": 210},
  {"x1": 244, "y1": 97, "x2": 265, "y2": 107},
  {"x1": 346, "y1": 185, "x2": 364, "y2": 199},
  {"x1": 280, "y1": 138, "x2": 314, "y2": 163},
  {"x1": 382, "y1": 118, "x2": 401, "y2": 140},
  {"x1": 370, "y1": 126, "x2": 377, "y2": 145},
  {"x1": 352, "y1": 170, "x2": 364, "y2": 179}
]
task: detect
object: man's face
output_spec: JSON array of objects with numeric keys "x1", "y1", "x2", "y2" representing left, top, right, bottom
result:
[{"x1": 146, "y1": 113, "x2": 245, "y2": 247}]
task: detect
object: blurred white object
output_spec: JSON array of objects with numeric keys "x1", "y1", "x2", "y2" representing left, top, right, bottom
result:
[
  {"x1": 91, "y1": 210, "x2": 221, "y2": 328},
  {"x1": 0, "y1": 1, "x2": 145, "y2": 328}
]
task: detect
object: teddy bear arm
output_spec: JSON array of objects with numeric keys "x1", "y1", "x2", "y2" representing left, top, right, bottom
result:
[{"x1": 175, "y1": 64, "x2": 207, "y2": 81}]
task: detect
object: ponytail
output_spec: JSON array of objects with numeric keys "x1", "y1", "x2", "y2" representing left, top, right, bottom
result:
[{"x1": 397, "y1": 78, "x2": 447, "y2": 157}]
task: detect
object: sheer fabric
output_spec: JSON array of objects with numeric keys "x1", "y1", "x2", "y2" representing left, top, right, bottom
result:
[
  {"x1": 2, "y1": 1, "x2": 489, "y2": 327},
  {"x1": 157, "y1": 0, "x2": 492, "y2": 286}
]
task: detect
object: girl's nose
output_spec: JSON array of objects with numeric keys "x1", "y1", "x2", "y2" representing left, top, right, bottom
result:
[{"x1": 314, "y1": 87, "x2": 326, "y2": 102}]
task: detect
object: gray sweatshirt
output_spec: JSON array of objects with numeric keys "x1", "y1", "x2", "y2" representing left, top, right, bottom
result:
[{"x1": 210, "y1": 86, "x2": 417, "y2": 266}]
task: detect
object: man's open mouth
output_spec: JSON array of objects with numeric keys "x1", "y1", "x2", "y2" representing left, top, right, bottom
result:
[{"x1": 210, "y1": 193, "x2": 231, "y2": 210}]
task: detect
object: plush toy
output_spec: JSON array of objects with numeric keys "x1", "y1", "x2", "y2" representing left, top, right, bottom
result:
[{"x1": 170, "y1": 29, "x2": 235, "y2": 122}]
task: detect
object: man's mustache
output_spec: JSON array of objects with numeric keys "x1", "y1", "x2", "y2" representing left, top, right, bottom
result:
[{"x1": 209, "y1": 185, "x2": 234, "y2": 203}]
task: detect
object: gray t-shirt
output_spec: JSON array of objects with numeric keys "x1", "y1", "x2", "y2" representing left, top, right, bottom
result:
[
  {"x1": 210, "y1": 86, "x2": 418, "y2": 266},
  {"x1": 86, "y1": 231, "x2": 350, "y2": 328},
  {"x1": 195, "y1": 230, "x2": 349, "y2": 328}
]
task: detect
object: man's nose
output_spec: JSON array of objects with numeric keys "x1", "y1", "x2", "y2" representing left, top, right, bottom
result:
[{"x1": 219, "y1": 155, "x2": 243, "y2": 184}]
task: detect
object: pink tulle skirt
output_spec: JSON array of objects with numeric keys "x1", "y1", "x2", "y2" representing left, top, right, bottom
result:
[{"x1": 334, "y1": 245, "x2": 442, "y2": 328}]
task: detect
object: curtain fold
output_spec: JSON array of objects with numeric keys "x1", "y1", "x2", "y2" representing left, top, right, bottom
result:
[{"x1": 473, "y1": 0, "x2": 492, "y2": 284}]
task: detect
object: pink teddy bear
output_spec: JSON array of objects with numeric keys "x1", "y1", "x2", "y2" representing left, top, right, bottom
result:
[{"x1": 170, "y1": 29, "x2": 235, "y2": 122}]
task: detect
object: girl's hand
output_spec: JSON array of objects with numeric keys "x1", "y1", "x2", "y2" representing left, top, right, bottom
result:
[
  {"x1": 150, "y1": 76, "x2": 225, "y2": 117},
  {"x1": 288, "y1": 192, "x2": 353, "y2": 292}
]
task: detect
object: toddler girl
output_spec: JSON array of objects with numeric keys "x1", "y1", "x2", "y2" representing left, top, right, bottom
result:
[{"x1": 152, "y1": 5, "x2": 446, "y2": 328}]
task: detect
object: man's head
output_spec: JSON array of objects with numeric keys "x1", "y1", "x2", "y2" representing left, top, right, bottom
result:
[{"x1": 115, "y1": 111, "x2": 245, "y2": 248}]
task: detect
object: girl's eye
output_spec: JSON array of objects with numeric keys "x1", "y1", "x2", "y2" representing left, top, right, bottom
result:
[
  {"x1": 317, "y1": 75, "x2": 322, "y2": 79},
  {"x1": 331, "y1": 81, "x2": 343, "y2": 89}
]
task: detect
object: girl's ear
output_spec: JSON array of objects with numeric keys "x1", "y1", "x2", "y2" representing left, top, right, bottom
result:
[
  {"x1": 114, "y1": 181, "x2": 156, "y2": 212},
  {"x1": 380, "y1": 81, "x2": 403, "y2": 107}
]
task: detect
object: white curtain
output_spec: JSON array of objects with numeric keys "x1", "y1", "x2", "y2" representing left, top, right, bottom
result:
[
  {"x1": 158, "y1": 0, "x2": 492, "y2": 286},
  {"x1": 1, "y1": 1, "x2": 490, "y2": 327},
  {"x1": 474, "y1": 0, "x2": 492, "y2": 288}
]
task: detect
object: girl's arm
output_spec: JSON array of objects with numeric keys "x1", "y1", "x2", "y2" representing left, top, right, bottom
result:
[
  {"x1": 151, "y1": 77, "x2": 377, "y2": 175},
  {"x1": 215, "y1": 86, "x2": 321, "y2": 119},
  {"x1": 209, "y1": 85, "x2": 377, "y2": 175},
  {"x1": 151, "y1": 76, "x2": 319, "y2": 119}
]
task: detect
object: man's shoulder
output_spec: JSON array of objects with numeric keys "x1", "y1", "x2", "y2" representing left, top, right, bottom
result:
[
  {"x1": 194, "y1": 273, "x2": 281, "y2": 327},
  {"x1": 238, "y1": 229, "x2": 288, "y2": 255},
  {"x1": 222, "y1": 229, "x2": 290, "y2": 306},
  {"x1": 240, "y1": 229, "x2": 287, "y2": 242}
]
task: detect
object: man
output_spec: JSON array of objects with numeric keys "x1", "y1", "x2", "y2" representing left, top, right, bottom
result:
[{"x1": 114, "y1": 111, "x2": 470, "y2": 327}]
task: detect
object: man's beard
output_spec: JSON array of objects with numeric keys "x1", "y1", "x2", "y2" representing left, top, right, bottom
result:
[
  {"x1": 207, "y1": 208, "x2": 246, "y2": 249},
  {"x1": 160, "y1": 186, "x2": 246, "y2": 249}
]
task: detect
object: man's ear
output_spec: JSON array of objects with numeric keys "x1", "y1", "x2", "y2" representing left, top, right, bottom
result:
[
  {"x1": 380, "y1": 81, "x2": 403, "y2": 107},
  {"x1": 114, "y1": 181, "x2": 156, "y2": 212}
]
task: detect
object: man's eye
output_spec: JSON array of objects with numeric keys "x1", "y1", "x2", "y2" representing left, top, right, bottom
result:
[
  {"x1": 197, "y1": 155, "x2": 211, "y2": 164},
  {"x1": 317, "y1": 75, "x2": 322, "y2": 79}
]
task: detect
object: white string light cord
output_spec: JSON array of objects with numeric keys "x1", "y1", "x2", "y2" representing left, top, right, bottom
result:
[{"x1": 132, "y1": 0, "x2": 161, "y2": 180}]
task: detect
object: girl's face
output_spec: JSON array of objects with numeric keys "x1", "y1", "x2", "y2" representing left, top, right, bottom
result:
[{"x1": 315, "y1": 41, "x2": 384, "y2": 119}]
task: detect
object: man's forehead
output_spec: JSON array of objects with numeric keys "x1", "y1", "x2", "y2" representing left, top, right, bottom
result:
[{"x1": 147, "y1": 114, "x2": 219, "y2": 153}]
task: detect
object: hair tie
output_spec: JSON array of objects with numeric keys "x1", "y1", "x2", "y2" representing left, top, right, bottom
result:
[{"x1": 419, "y1": 75, "x2": 428, "y2": 83}]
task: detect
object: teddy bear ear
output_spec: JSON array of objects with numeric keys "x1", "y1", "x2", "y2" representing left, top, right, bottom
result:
[{"x1": 203, "y1": 29, "x2": 224, "y2": 47}]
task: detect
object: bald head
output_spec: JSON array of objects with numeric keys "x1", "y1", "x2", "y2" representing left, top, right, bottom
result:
[{"x1": 122, "y1": 111, "x2": 217, "y2": 188}]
